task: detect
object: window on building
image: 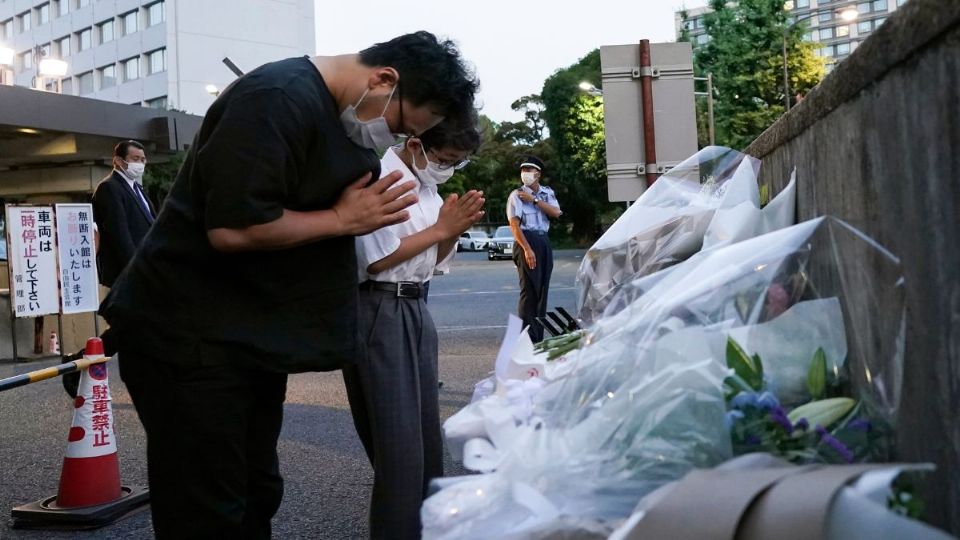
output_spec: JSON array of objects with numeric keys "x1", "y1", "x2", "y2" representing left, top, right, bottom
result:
[
  {"x1": 873, "y1": 0, "x2": 887, "y2": 10},
  {"x1": 857, "y1": 2, "x2": 871, "y2": 13},
  {"x1": 78, "y1": 0, "x2": 90, "y2": 7},
  {"x1": 57, "y1": 35, "x2": 71, "y2": 57},
  {"x1": 56, "y1": 0, "x2": 69, "y2": 17},
  {"x1": 147, "y1": 48, "x2": 165, "y2": 74},
  {"x1": 695, "y1": 18, "x2": 705, "y2": 28},
  {"x1": 896, "y1": 0, "x2": 907, "y2": 5},
  {"x1": 836, "y1": 42, "x2": 851, "y2": 55},
  {"x1": 803, "y1": 31, "x2": 815, "y2": 42},
  {"x1": 796, "y1": 0, "x2": 810, "y2": 7},
  {"x1": 61, "y1": 77, "x2": 73, "y2": 95},
  {"x1": 875, "y1": 16, "x2": 886, "y2": 25},
  {"x1": 38, "y1": 3, "x2": 50, "y2": 25},
  {"x1": 683, "y1": 20, "x2": 693, "y2": 31},
  {"x1": 20, "y1": 50, "x2": 32, "y2": 71},
  {"x1": 123, "y1": 56, "x2": 139, "y2": 81},
  {"x1": 696, "y1": 34, "x2": 710, "y2": 45},
  {"x1": 836, "y1": 24, "x2": 850, "y2": 36},
  {"x1": 857, "y1": 20, "x2": 872, "y2": 33},
  {"x1": 819, "y1": 27, "x2": 833, "y2": 40},
  {"x1": 1, "y1": 19, "x2": 13, "y2": 41},
  {"x1": 78, "y1": 70, "x2": 93, "y2": 94},
  {"x1": 99, "y1": 64, "x2": 115, "y2": 88},
  {"x1": 98, "y1": 19, "x2": 113, "y2": 43},
  {"x1": 146, "y1": 96, "x2": 168, "y2": 109},
  {"x1": 19, "y1": 11, "x2": 31, "y2": 32},
  {"x1": 821, "y1": 46, "x2": 835, "y2": 57},
  {"x1": 147, "y1": 2, "x2": 165, "y2": 27},
  {"x1": 818, "y1": 10, "x2": 833, "y2": 22},
  {"x1": 78, "y1": 28, "x2": 91, "y2": 51},
  {"x1": 122, "y1": 10, "x2": 138, "y2": 35}
]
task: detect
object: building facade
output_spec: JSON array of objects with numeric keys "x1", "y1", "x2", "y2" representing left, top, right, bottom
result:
[
  {"x1": 676, "y1": 0, "x2": 909, "y2": 72},
  {"x1": 0, "y1": 0, "x2": 315, "y2": 114}
]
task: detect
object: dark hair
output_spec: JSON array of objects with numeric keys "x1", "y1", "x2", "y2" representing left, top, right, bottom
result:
[
  {"x1": 420, "y1": 109, "x2": 481, "y2": 154},
  {"x1": 114, "y1": 140, "x2": 145, "y2": 160},
  {"x1": 360, "y1": 31, "x2": 479, "y2": 120}
]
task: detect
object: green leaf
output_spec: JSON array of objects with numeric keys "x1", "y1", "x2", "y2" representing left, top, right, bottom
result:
[
  {"x1": 726, "y1": 337, "x2": 763, "y2": 391},
  {"x1": 807, "y1": 347, "x2": 827, "y2": 399}
]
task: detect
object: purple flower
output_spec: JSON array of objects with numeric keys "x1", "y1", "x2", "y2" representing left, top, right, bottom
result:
[
  {"x1": 724, "y1": 409, "x2": 745, "y2": 430},
  {"x1": 794, "y1": 418, "x2": 810, "y2": 432},
  {"x1": 769, "y1": 407, "x2": 793, "y2": 434},
  {"x1": 816, "y1": 425, "x2": 854, "y2": 463},
  {"x1": 847, "y1": 418, "x2": 871, "y2": 432}
]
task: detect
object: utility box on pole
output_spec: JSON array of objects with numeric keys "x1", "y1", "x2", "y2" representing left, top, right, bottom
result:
[{"x1": 601, "y1": 42, "x2": 699, "y2": 202}]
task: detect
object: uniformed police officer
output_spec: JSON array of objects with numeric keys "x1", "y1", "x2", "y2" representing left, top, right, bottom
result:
[{"x1": 506, "y1": 155, "x2": 562, "y2": 342}]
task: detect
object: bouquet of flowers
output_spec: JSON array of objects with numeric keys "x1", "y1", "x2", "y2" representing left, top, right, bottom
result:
[
  {"x1": 575, "y1": 146, "x2": 796, "y2": 325},
  {"x1": 425, "y1": 216, "x2": 906, "y2": 539}
]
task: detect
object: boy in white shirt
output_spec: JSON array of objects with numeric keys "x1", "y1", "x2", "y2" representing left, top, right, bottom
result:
[{"x1": 344, "y1": 118, "x2": 483, "y2": 539}]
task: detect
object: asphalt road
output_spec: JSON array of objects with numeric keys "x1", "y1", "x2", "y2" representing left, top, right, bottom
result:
[{"x1": 0, "y1": 248, "x2": 584, "y2": 539}]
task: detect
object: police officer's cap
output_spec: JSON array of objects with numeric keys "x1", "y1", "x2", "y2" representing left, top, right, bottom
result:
[{"x1": 518, "y1": 155, "x2": 545, "y2": 172}]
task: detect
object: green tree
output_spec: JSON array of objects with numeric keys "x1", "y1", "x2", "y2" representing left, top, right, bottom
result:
[
  {"x1": 142, "y1": 150, "x2": 185, "y2": 208},
  {"x1": 693, "y1": 0, "x2": 824, "y2": 149},
  {"x1": 541, "y1": 49, "x2": 610, "y2": 244},
  {"x1": 445, "y1": 105, "x2": 551, "y2": 228}
]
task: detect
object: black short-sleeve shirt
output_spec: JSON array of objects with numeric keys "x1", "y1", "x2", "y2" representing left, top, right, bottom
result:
[{"x1": 100, "y1": 57, "x2": 381, "y2": 373}]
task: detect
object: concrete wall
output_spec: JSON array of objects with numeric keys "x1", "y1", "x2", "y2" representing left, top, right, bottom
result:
[{"x1": 746, "y1": 0, "x2": 960, "y2": 532}]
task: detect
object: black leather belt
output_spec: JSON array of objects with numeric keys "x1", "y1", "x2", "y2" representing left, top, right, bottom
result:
[{"x1": 361, "y1": 280, "x2": 424, "y2": 299}]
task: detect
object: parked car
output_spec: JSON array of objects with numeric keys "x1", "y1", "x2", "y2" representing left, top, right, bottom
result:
[
  {"x1": 487, "y1": 226, "x2": 516, "y2": 261},
  {"x1": 458, "y1": 230, "x2": 490, "y2": 252}
]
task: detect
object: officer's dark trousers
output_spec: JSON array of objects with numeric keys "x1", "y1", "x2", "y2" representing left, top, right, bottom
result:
[
  {"x1": 514, "y1": 229, "x2": 554, "y2": 343},
  {"x1": 117, "y1": 332, "x2": 287, "y2": 540}
]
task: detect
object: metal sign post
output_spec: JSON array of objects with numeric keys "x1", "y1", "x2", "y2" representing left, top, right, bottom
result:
[{"x1": 600, "y1": 41, "x2": 699, "y2": 202}]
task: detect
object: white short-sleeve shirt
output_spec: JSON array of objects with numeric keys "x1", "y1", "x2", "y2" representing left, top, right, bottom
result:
[{"x1": 355, "y1": 147, "x2": 453, "y2": 283}]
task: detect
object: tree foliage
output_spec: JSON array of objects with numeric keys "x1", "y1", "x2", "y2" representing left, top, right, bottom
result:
[
  {"x1": 691, "y1": 0, "x2": 824, "y2": 149},
  {"x1": 541, "y1": 49, "x2": 611, "y2": 244}
]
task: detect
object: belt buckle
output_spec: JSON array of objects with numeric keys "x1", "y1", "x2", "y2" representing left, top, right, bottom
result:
[{"x1": 396, "y1": 282, "x2": 419, "y2": 298}]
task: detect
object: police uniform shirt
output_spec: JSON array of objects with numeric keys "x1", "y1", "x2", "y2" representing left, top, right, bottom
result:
[{"x1": 506, "y1": 185, "x2": 561, "y2": 232}]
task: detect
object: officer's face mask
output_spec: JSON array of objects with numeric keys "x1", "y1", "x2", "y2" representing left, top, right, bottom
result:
[
  {"x1": 521, "y1": 171, "x2": 539, "y2": 186},
  {"x1": 340, "y1": 85, "x2": 400, "y2": 150}
]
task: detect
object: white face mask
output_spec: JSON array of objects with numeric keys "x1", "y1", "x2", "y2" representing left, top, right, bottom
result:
[
  {"x1": 412, "y1": 146, "x2": 456, "y2": 186},
  {"x1": 340, "y1": 85, "x2": 399, "y2": 150},
  {"x1": 124, "y1": 160, "x2": 146, "y2": 179},
  {"x1": 521, "y1": 171, "x2": 538, "y2": 186}
]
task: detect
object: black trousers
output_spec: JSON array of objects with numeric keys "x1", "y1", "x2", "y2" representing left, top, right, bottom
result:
[
  {"x1": 117, "y1": 334, "x2": 287, "y2": 540},
  {"x1": 343, "y1": 289, "x2": 442, "y2": 540},
  {"x1": 514, "y1": 230, "x2": 554, "y2": 343}
]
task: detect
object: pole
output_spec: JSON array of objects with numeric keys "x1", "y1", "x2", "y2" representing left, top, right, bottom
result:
[
  {"x1": 639, "y1": 39, "x2": 659, "y2": 186},
  {"x1": 782, "y1": 32, "x2": 791, "y2": 111},
  {"x1": 707, "y1": 73, "x2": 715, "y2": 146},
  {"x1": 57, "y1": 313, "x2": 64, "y2": 361},
  {"x1": 0, "y1": 354, "x2": 108, "y2": 392}
]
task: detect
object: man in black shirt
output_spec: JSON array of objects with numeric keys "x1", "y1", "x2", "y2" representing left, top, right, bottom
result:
[{"x1": 100, "y1": 32, "x2": 478, "y2": 539}]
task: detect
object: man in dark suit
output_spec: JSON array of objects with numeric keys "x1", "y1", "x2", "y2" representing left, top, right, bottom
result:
[
  {"x1": 94, "y1": 140, "x2": 156, "y2": 287},
  {"x1": 63, "y1": 140, "x2": 154, "y2": 398}
]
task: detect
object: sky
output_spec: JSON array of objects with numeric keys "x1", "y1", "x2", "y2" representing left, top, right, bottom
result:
[{"x1": 315, "y1": 0, "x2": 708, "y2": 124}]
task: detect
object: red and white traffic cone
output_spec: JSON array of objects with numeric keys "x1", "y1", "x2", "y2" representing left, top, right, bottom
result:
[
  {"x1": 56, "y1": 337, "x2": 120, "y2": 506},
  {"x1": 10, "y1": 337, "x2": 149, "y2": 530}
]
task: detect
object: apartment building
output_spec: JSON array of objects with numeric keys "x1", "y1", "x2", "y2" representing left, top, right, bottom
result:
[
  {"x1": 0, "y1": 0, "x2": 315, "y2": 114},
  {"x1": 675, "y1": 0, "x2": 909, "y2": 71}
]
